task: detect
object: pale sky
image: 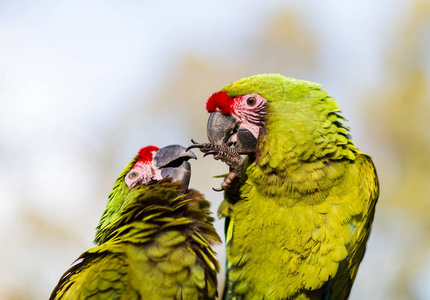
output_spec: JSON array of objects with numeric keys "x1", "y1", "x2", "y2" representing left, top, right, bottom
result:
[{"x1": 1, "y1": 1, "x2": 423, "y2": 299}]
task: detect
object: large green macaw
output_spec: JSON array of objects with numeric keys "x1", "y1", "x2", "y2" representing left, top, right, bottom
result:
[
  {"x1": 190, "y1": 74, "x2": 379, "y2": 300},
  {"x1": 50, "y1": 145, "x2": 221, "y2": 300}
]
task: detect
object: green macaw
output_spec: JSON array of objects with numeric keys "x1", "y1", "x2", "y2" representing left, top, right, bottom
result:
[
  {"x1": 190, "y1": 74, "x2": 379, "y2": 300},
  {"x1": 50, "y1": 145, "x2": 221, "y2": 300}
]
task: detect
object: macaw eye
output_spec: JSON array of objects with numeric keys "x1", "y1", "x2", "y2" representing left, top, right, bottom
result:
[
  {"x1": 128, "y1": 171, "x2": 139, "y2": 179},
  {"x1": 246, "y1": 97, "x2": 257, "y2": 107}
]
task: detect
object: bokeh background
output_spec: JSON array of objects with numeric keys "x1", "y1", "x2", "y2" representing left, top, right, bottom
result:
[{"x1": 1, "y1": 1, "x2": 429, "y2": 299}]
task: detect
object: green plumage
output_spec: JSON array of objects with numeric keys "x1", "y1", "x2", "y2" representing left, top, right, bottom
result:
[
  {"x1": 51, "y1": 156, "x2": 220, "y2": 300},
  {"x1": 219, "y1": 74, "x2": 379, "y2": 299}
]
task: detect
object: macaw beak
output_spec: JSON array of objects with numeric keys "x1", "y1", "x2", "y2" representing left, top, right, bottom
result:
[
  {"x1": 153, "y1": 145, "x2": 197, "y2": 191},
  {"x1": 207, "y1": 112, "x2": 257, "y2": 154}
]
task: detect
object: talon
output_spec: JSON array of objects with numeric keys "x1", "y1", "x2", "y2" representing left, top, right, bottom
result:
[
  {"x1": 186, "y1": 139, "x2": 204, "y2": 152},
  {"x1": 212, "y1": 187, "x2": 223, "y2": 192},
  {"x1": 186, "y1": 144, "x2": 201, "y2": 152},
  {"x1": 203, "y1": 151, "x2": 218, "y2": 157}
]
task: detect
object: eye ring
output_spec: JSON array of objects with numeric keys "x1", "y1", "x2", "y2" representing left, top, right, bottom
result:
[
  {"x1": 128, "y1": 171, "x2": 139, "y2": 179},
  {"x1": 246, "y1": 97, "x2": 257, "y2": 107}
]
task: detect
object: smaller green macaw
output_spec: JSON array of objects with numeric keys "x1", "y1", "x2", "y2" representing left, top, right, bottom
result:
[{"x1": 50, "y1": 145, "x2": 221, "y2": 300}]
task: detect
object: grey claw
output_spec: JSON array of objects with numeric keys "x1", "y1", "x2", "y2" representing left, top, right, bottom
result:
[
  {"x1": 186, "y1": 144, "x2": 201, "y2": 152},
  {"x1": 186, "y1": 139, "x2": 202, "y2": 152},
  {"x1": 203, "y1": 151, "x2": 218, "y2": 157}
]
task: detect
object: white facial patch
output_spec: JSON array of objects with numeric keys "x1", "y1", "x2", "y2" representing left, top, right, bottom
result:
[
  {"x1": 125, "y1": 161, "x2": 160, "y2": 189},
  {"x1": 233, "y1": 94, "x2": 268, "y2": 140}
]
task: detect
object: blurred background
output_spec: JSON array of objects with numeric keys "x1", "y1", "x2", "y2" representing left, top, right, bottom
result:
[{"x1": 1, "y1": 0, "x2": 429, "y2": 299}]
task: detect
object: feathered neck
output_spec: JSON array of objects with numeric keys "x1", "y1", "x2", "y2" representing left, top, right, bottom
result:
[
  {"x1": 245, "y1": 97, "x2": 359, "y2": 206},
  {"x1": 95, "y1": 179, "x2": 220, "y2": 246}
]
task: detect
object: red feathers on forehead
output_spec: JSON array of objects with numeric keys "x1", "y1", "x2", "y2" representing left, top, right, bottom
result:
[
  {"x1": 206, "y1": 91, "x2": 235, "y2": 114},
  {"x1": 137, "y1": 146, "x2": 159, "y2": 163}
]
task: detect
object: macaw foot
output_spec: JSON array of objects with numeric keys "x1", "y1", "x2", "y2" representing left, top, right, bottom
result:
[{"x1": 187, "y1": 139, "x2": 243, "y2": 194}]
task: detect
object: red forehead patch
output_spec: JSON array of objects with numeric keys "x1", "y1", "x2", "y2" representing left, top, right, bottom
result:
[
  {"x1": 206, "y1": 91, "x2": 236, "y2": 114},
  {"x1": 137, "y1": 145, "x2": 159, "y2": 163}
]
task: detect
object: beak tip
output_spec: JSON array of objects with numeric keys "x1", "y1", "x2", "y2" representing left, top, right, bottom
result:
[
  {"x1": 187, "y1": 149, "x2": 197, "y2": 160},
  {"x1": 154, "y1": 144, "x2": 197, "y2": 168}
]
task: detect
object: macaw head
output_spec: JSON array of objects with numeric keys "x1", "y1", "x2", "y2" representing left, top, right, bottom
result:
[
  {"x1": 124, "y1": 145, "x2": 196, "y2": 192},
  {"x1": 95, "y1": 144, "x2": 196, "y2": 244},
  {"x1": 205, "y1": 74, "x2": 354, "y2": 164},
  {"x1": 206, "y1": 90, "x2": 267, "y2": 155}
]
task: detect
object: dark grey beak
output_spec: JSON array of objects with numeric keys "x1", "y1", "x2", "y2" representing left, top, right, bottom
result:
[
  {"x1": 153, "y1": 145, "x2": 197, "y2": 191},
  {"x1": 207, "y1": 112, "x2": 257, "y2": 154},
  {"x1": 207, "y1": 112, "x2": 238, "y2": 145}
]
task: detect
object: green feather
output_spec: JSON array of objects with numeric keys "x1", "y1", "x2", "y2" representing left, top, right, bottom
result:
[
  {"x1": 51, "y1": 173, "x2": 221, "y2": 300},
  {"x1": 218, "y1": 74, "x2": 379, "y2": 300}
]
